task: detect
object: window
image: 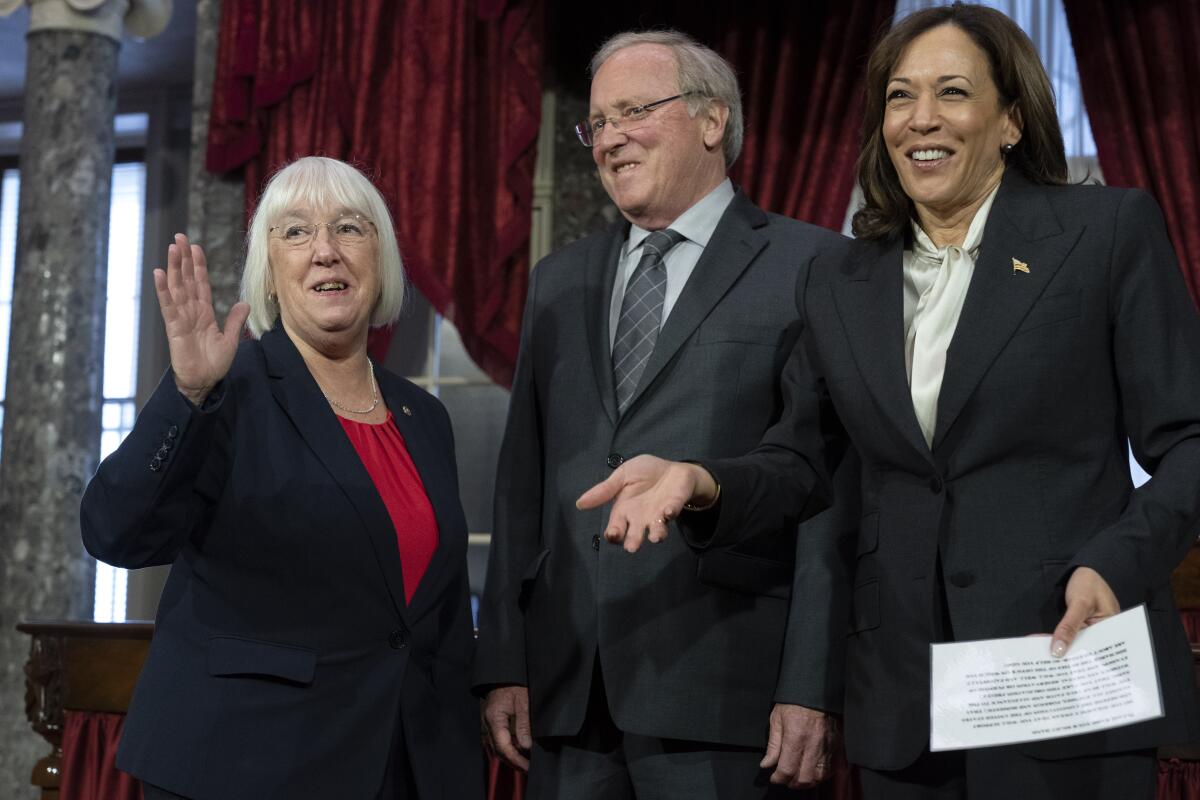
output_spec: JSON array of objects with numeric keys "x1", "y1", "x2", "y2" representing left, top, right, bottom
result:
[
  {"x1": 0, "y1": 169, "x2": 17, "y2": 447},
  {"x1": 94, "y1": 161, "x2": 148, "y2": 622}
]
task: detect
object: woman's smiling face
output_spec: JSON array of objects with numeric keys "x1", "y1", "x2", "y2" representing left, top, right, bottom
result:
[
  {"x1": 268, "y1": 206, "x2": 379, "y2": 353},
  {"x1": 883, "y1": 23, "x2": 1021, "y2": 222}
]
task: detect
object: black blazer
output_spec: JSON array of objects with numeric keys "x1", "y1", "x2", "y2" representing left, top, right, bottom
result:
[
  {"x1": 81, "y1": 326, "x2": 484, "y2": 800},
  {"x1": 702, "y1": 172, "x2": 1200, "y2": 770},
  {"x1": 473, "y1": 191, "x2": 858, "y2": 747}
]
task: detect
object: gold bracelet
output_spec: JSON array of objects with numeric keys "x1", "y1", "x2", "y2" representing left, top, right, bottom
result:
[{"x1": 683, "y1": 480, "x2": 721, "y2": 512}]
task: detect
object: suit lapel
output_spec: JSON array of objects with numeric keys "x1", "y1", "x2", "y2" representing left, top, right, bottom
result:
[
  {"x1": 584, "y1": 225, "x2": 627, "y2": 426},
  {"x1": 376, "y1": 370, "x2": 460, "y2": 618},
  {"x1": 933, "y1": 173, "x2": 1084, "y2": 449},
  {"x1": 620, "y1": 193, "x2": 767, "y2": 416},
  {"x1": 261, "y1": 327, "x2": 410, "y2": 621},
  {"x1": 832, "y1": 237, "x2": 932, "y2": 462}
]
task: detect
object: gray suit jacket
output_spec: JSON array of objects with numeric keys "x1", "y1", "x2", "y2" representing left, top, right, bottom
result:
[
  {"x1": 701, "y1": 171, "x2": 1200, "y2": 769},
  {"x1": 473, "y1": 192, "x2": 855, "y2": 746}
]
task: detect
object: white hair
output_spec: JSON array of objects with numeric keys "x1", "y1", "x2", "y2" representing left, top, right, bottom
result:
[
  {"x1": 240, "y1": 156, "x2": 405, "y2": 338},
  {"x1": 590, "y1": 29, "x2": 744, "y2": 167}
]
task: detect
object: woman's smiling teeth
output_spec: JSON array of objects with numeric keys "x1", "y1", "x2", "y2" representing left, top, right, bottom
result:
[
  {"x1": 912, "y1": 149, "x2": 951, "y2": 161},
  {"x1": 314, "y1": 281, "x2": 347, "y2": 292}
]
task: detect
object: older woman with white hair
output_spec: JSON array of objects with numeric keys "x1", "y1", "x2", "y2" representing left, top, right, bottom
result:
[{"x1": 82, "y1": 156, "x2": 483, "y2": 800}]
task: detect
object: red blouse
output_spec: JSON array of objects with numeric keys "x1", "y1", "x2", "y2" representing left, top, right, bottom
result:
[{"x1": 338, "y1": 412, "x2": 439, "y2": 603}]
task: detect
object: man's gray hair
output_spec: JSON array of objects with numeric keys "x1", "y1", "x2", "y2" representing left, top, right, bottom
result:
[{"x1": 590, "y1": 29, "x2": 744, "y2": 167}]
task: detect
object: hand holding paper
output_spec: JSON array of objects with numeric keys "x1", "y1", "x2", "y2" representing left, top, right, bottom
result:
[
  {"x1": 930, "y1": 606, "x2": 1163, "y2": 751},
  {"x1": 1050, "y1": 566, "x2": 1120, "y2": 658}
]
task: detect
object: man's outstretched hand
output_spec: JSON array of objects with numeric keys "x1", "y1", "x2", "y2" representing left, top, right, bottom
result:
[{"x1": 576, "y1": 455, "x2": 717, "y2": 552}]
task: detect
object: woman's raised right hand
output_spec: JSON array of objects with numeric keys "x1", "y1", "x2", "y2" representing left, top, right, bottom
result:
[{"x1": 153, "y1": 233, "x2": 250, "y2": 407}]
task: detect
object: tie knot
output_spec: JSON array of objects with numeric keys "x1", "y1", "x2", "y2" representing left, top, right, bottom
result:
[{"x1": 641, "y1": 228, "x2": 685, "y2": 261}]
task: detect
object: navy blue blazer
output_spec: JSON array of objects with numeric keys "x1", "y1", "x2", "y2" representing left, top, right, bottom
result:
[{"x1": 81, "y1": 325, "x2": 483, "y2": 799}]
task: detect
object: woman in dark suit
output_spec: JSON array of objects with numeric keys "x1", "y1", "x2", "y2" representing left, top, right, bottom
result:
[
  {"x1": 580, "y1": 5, "x2": 1200, "y2": 798},
  {"x1": 82, "y1": 156, "x2": 484, "y2": 799}
]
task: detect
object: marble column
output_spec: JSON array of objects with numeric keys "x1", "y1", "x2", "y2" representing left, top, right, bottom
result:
[
  {"x1": 188, "y1": 0, "x2": 245, "y2": 319},
  {"x1": 0, "y1": 1, "x2": 170, "y2": 795}
]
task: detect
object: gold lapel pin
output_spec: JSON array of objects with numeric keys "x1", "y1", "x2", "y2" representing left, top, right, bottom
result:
[
  {"x1": 401, "y1": 405, "x2": 413, "y2": 417},
  {"x1": 1012, "y1": 257, "x2": 1030, "y2": 274}
]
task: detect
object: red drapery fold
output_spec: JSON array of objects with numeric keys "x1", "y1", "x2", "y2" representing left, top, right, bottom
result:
[
  {"x1": 723, "y1": 0, "x2": 896, "y2": 231},
  {"x1": 487, "y1": 752, "x2": 526, "y2": 800},
  {"x1": 1160, "y1": 759, "x2": 1200, "y2": 800},
  {"x1": 59, "y1": 710, "x2": 142, "y2": 800},
  {"x1": 1062, "y1": 0, "x2": 1200, "y2": 307},
  {"x1": 1179, "y1": 608, "x2": 1200, "y2": 643},
  {"x1": 207, "y1": 0, "x2": 543, "y2": 387}
]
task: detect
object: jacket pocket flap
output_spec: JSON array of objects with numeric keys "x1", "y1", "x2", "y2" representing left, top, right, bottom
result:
[
  {"x1": 208, "y1": 636, "x2": 316, "y2": 685},
  {"x1": 696, "y1": 549, "x2": 791, "y2": 598},
  {"x1": 696, "y1": 323, "x2": 784, "y2": 347},
  {"x1": 856, "y1": 512, "x2": 880, "y2": 557}
]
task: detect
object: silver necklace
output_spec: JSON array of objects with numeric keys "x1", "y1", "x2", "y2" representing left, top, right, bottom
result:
[{"x1": 325, "y1": 358, "x2": 379, "y2": 415}]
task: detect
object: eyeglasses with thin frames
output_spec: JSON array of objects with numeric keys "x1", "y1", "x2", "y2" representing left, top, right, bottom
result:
[
  {"x1": 268, "y1": 214, "x2": 376, "y2": 248},
  {"x1": 574, "y1": 92, "x2": 698, "y2": 147}
]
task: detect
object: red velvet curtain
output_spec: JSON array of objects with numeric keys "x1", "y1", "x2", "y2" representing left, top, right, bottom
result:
[
  {"x1": 59, "y1": 710, "x2": 142, "y2": 800},
  {"x1": 1160, "y1": 760, "x2": 1200, "y2": 800},
  {"x1": 1062, "y1": 0, "x2": 1200, "y2": 307},
  {"x1": 487, "y1": 752, "x2": 526, "y2": 800},
  {"x1": 723, "y1": 0, "x2": 895, "y2": 230},
  {"x1": 207, "y1": 0, "x2": 543, "y2": 387}
]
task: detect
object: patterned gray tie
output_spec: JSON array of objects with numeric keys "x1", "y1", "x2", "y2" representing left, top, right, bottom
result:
[{"x1": 612, "y1": 228, "x2": 685, "y2": 414}]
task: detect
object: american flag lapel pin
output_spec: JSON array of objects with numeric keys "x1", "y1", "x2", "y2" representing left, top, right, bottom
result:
[{"x1": 1012, "y1": 257, "x2": 1030, "y2": 274}]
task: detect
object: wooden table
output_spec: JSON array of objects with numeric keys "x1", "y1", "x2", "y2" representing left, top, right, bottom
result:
[{"x1": 17, "y1": 621, "x2": 153, "y2": 800}]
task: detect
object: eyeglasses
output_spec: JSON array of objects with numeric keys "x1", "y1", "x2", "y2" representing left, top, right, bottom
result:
[
  {"x1": 268, "y1": 214, "x2": 376, "y2": 248},
  {"x1": 575, "y1": 92, "x2": 698, "y2": 147}
]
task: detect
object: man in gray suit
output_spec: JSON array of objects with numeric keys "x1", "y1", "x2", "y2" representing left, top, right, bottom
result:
[{"x1": 473, "y1": 29, "x2": 854, "y2": 798}]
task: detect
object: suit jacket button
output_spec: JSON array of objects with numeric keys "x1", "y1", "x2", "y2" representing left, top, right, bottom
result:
[
  {"x1": 929, "y1": 476, "x2": 944, "y2": 494},
  {"x1": 388, "y1": 629, "x2": 408, "y2": 649},
  {"x1": 156, "y1": 446, "x2": 170, "y2": 459},
  {"x1": 166, "y1": 425, "x2": 179, "y2": 439},
  {"x1": 592, "y1": 535, "x2": 601, "y2": 551},
  {"x1": 149, "y1": 457, "x2": 163, "y2": 472},
  {"x1": 949, "y1": 571, "x2": 975, "y2": 588},
  {"x1": 606, "y1": 453, "x2": 624, "y2": 469}
]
